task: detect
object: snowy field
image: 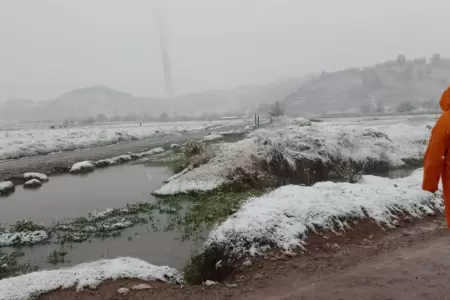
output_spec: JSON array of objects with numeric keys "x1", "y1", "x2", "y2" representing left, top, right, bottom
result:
[
  {"x1": 0, "y1": 120, "x2": 249, "y2": 160},
  {"x1": 204, "y1": 168, "x2": 442, "y2": 256},
  {"x1": 323, "y1": 113, "x2": 439, "y2": 126},
  {"x1": 155, "y1": 116, "x2": 433, "y2": 195}
]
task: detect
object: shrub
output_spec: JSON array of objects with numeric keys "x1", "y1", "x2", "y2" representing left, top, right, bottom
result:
[{"x1": 184, "y1": 140, "x2": 206, "y2": 159}]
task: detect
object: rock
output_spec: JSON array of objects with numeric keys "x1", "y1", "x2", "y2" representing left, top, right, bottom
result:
[
  {"x1": 203, "y1": 280, "x2": 218, "y2": 286},
  {"x1": 117, "y1": 288, "x2": 130, "y2": 295},
  {"x1": 170, "y1": 143, "x2": 181, "y2": 149},
  {"x1": 131, "y1": 283, "x2": 152, "y2": 290},
  {"x1": 24, "y1": 179, "x2": 42, "y2": 188},
  {"x1": 226, "y1": 283, "x2": 238, "y2": 288}
]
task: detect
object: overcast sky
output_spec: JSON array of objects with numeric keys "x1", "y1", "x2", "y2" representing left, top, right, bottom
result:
[{"x1": 0, "y1": 0, "x2": 449, "y2": 101}]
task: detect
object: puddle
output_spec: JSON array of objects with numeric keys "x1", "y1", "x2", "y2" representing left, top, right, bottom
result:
[
  {"x1": 0, "y1": 164, "x2": 199, "y2": 270},
  {"x1": 0, "y1": 165, "x2": 170, "y2": 225}
]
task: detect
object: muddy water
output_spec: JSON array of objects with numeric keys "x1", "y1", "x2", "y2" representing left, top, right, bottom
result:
[
  {"x1": 0, "y1": 165, "x2": 198, "y2": 270},
  {"x1": 374, "y1": 166, "x2": 418, "y2": 179},
  {"x1": 19, "y1": 222, "x2": 199, "y2": 270},
  {"x1": 0, "y1": 165, "x2": 170, "y2": 225}
]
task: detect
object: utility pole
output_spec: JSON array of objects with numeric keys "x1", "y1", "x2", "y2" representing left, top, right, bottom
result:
[{"x1": 152, "y1": 0, "x2": 173, "y2": 95}]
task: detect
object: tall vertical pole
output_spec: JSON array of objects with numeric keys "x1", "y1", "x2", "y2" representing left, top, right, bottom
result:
[{"x1": 152, "y1": 0, "x2": 173, "y2": 95}]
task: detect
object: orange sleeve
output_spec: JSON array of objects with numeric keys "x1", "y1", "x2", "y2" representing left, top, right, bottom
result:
[{"x1": 423, "y1": 113, "x2": 450, "y2": 192}]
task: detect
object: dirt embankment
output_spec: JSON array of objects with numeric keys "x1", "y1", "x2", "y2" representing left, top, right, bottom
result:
[{"x1": 38, "y1": 217, "x2": 450, "y2": 300}]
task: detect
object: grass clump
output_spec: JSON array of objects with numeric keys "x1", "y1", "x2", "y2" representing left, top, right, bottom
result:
[
  {"x1": 184, "y1": 140, "x2": 206, "y2": 158},
  {"x1": 332, "y1": 162, "x2": 363, "y2": 183},
  {"x1": 0, "y1": 250, "x2": 38, "y2": 279},
  {"x1": 47, "y1": 248, "x2": 69, "y2": 265},
  {"x1": 11, "y1": 220, "x2": 46, "y2": 232}
]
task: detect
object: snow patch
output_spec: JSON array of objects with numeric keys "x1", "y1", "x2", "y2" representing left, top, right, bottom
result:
[
  {"x1": 205, "y1": 169, "x2": 442, "y2": 255},
  {"x1": 93, "y1": 147, "x2": 165, "y2": 168},
  {"x1": 0, "y1": 231, "x2": 49, "y2": 247},
  {"x1": 140, "y1": 147, "x2": 165, "y2": 156},
  {"x1": 203, "y1": 134, "x2": 224, "y2": 141},
  {"x1": 23, "y1": 173, "x2": 49, "y2": 182},
  {"x1": 0, "y1": 257, "x2": 182, "y2": 300},
  {"x1": 70, "y1": 161, "x2": 95, "y2": 173},
  {"x1": 23, "y1": 179, "x2": 42, "y2": 188}
]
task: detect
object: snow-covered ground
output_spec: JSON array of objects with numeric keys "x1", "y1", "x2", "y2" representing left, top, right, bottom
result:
[
  {"x1": 205, "y1": 169, "x2": 442, "y2": 256},
  {"x1": 0, "y1": 230, "x2": 49, "y2": 247},
  {"x1": 154, "y1": 117, "x2": 432, "y2": 195},
  {"x1": 0, "y1": 120, "x2": 248, "y2": 160},
  {"x1": 323, "y1": 113, "x2": 439, "y2": 127},
  {"x1": 69, "y1": 147, "x2": 165, "y2": 173},
  {"x1": 0, "y1": 257, "x2": 182, "y2": 300}
]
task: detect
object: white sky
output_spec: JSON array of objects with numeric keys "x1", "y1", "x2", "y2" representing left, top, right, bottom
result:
[{"x1": 0, "y1": 0, "x2": 449, "y2": 100}]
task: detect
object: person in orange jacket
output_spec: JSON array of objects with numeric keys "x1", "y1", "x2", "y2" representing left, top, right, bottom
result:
[{"x1": 423, "y1": 86, "x2": 450, "y2": 227}]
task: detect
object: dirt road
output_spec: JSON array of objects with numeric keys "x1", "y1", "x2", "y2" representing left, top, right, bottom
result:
[{"x1": 38, "y1": 219, "x2": 450, "y2": 300}]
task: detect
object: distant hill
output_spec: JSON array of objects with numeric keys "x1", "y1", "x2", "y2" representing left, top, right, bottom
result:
[
  {"x1": 0, "y1": 78, "x2": 305, "y2": 122},
  {"x1": 283, "y1": 55, "x2": 450, "y2": 115}
]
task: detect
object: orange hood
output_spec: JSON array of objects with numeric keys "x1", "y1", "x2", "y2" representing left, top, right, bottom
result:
[{"x1": 440, "y1": 87, "x2": 450, "y2": 112}]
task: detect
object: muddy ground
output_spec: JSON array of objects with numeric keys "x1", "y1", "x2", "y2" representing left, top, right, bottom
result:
[{"x1": 38, "y1": 217, "x2": 450, "y2": 300}]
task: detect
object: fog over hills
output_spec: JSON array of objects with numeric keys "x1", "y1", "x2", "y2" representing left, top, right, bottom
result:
[
  {"x1": 0, "y1": 77, "x2": 304, "y2": 122},
  {"x1": 283, "y1": 54, "x2": 449, "y2": 115},
  {"x1": 1, "y1": 55, "x2": 449, "y2": 123}
]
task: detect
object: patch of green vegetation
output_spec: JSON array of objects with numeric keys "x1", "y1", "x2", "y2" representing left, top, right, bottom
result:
[
  {"x1": 61, "y1": 231, "x2": 89, "y2": 243},
  {"x1": 0, "y1": 250, "x2": 38, "y2": 279},
  {"x1": 10, "y1": 220, "x2": 46, "y2": 232},
  {"x1": 57, "y1": 215, "x2": 151, "y2": 244},
  {"x1": 47, "y1": 248, "x2": 69, "y2": 265},
  {"x1": 161, "y1": 189, "x2": 266, "y2": 241},
  {"x1": 144, "y1": 151, "x2": 186, "y2": 174}
]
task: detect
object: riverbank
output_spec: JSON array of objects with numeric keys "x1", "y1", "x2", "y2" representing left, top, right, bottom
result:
[{"x1": 33, "y1": 217, "x2": 450, "y2": 300}]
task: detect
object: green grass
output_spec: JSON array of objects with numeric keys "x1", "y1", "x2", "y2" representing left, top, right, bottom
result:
[{"x1": 160, "y1": 189, "x2": 266, "y2": 241}]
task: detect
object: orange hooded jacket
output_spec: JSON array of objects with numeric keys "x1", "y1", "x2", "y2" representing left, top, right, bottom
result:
[{"x1": 423, "y1": 87, "x2": 450, "y2": 227}]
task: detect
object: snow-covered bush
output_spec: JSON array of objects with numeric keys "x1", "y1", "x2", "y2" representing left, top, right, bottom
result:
[
  {"x1": 154, "y1": 118, "x2": 430, "y2": 196},
  {"x1": 184, "y1": 140, "x2": 206, "y2": 158}
]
